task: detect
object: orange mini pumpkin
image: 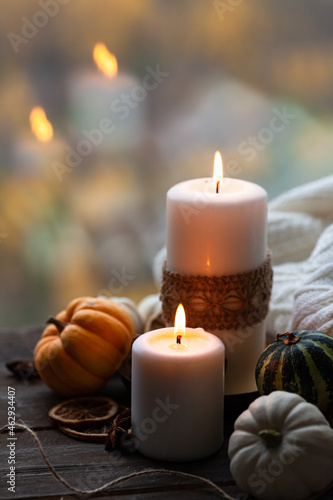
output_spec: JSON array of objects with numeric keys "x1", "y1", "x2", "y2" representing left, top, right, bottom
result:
[{"x1": 34, "y1": 296, "x2": 134, "y2": 397}]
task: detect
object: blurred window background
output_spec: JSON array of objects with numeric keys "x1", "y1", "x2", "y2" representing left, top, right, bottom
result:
[{"x1": 1, "y1": 0, "x2": 333, "y2": 326}]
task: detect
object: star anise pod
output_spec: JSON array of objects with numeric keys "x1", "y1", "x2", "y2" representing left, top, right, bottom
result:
[
  {"x1": 105, "y1": 408, "x2": 131, "y2": 451},
  {"x1": 6, "y1": 359, "x2": 40, "y2": 381}
]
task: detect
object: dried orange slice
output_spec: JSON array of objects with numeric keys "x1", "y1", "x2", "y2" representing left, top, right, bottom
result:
[
  {"x1": 57, "y1": 422, "x2": 112, "y2": 443},
  {"x1": 48, "y1": 396, "x2": 119, "y2": 429}
]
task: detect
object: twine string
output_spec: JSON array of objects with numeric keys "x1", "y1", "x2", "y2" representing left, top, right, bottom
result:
[{"x1": 0, "y1": 422, "x2": 236, "y2": 499}]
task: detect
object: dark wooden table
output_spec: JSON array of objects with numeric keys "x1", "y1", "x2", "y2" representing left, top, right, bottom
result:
[{"x1": 1, "y1": 327, "x2": 332, "y2": 500}]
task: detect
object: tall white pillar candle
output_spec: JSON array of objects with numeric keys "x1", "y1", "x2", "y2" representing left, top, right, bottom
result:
[
  {"x1": 131, "y1": 322, "x2": 225, "y2": 461},
  {"x1": 68, "y1": 45, "x2": 144, "y2": 153},
  {"x1": 166, "y1": 175, "x2": 268, "y2": 395}
]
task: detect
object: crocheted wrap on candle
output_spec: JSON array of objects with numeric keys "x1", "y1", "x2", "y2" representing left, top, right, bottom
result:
[{"x1": 161, "y1": 251, "x2": 273, "y2": 330}]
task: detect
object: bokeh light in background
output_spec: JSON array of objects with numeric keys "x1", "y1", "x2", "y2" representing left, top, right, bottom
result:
[{"x1": 1, "y1": 0, "x2": 333, "y2": 326}]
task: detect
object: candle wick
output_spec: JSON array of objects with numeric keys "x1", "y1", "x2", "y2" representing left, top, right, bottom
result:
[
  {"x1": 176, "y1": 335, "x2": 182, "y2": 345},
  {"x1": 216, "y1": 180, "x2": 220, "y2": 194}
]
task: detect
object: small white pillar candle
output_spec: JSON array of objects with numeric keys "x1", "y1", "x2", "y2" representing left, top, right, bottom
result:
[
  {"x1": 131, "y1": 305, "x2": 225, "y2": 462},
  {"x1": 13, "y1": 107, "x2": 66, "y2": 179},
  {"x1": 166, "y1": 153, "x2": 268, "y2": 395}
]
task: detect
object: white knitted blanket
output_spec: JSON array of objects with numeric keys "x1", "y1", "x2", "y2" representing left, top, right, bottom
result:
[
  {"x1": 152, "y1": 175, "x2": 333, "y2": 339},
  {"x1": 267, "y1": 175, "x2": 333, "y2": 339}
]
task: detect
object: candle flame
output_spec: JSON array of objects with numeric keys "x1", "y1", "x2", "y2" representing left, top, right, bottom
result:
[
  {"x1": 93, "y1": 43, "x2": 118, "y2": 78},
  {"x1": 174, "y1": 304, "x2": 186, "y2": 343},
  {"x1": 213, "y1": 151, "x2": 223, "y2": 182},
  {"x1": 29, "y1": 107, "x2": 53, "y2": 142}
]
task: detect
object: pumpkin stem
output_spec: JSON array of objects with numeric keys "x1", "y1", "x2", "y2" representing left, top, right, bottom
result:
[
  {"x1": 277, "y1": 331, "x2": 300, "y2": 345},
  {"x1": 46, "y1": 316, "x2": 68, "y2": 333},
  {"x1": 258, "y1": 429, "x2": 283, "y2": 448}
]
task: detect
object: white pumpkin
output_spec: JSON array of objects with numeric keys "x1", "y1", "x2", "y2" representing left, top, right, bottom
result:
[
  {"x1": 98, "y1": 295, "x2": 144, "y2": 334},
  {"x1": 137, "y1": 293, "x2": 161, "y2": 328},
  {"x1": 228, "y1": 391, "x2": 333, "y2": 500}
]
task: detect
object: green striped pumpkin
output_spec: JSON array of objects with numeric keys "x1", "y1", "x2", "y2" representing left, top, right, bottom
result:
[{"x1": 255, "y1": 330, "x2": 333, "y2": 414}]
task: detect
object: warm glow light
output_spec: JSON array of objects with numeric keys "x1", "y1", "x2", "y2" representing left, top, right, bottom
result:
[
  {"x1": 29, "y1": 107, "x2": 53, "y2": 142},
  {"x1": 174, "y1": 303, "x2": 186, "y2": 343},
  {"x1": 213, "y1": 151, "x2": 223, "y2": 181},
  {"x1": 93, "y1": 43, "x2": 118, "y2": 78}
]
